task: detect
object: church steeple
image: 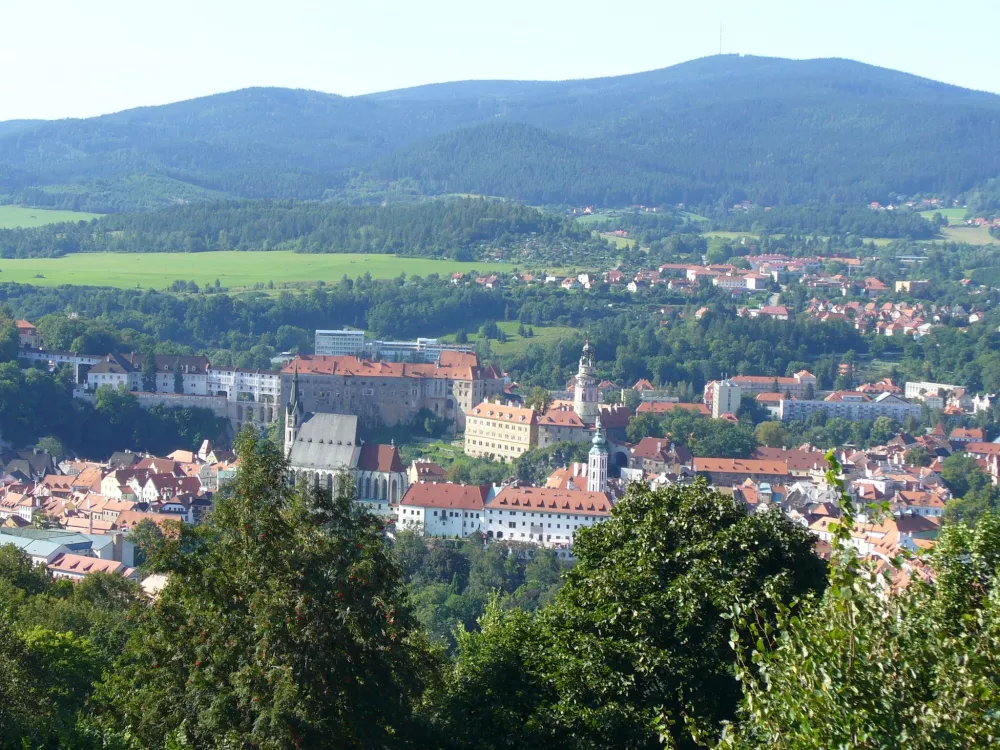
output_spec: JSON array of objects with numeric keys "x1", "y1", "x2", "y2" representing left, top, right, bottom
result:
[
  {"x1": 588, "y1": 413, "x2": 608, "y2": 493},
  {"x1": 285, "y1": 364, "x2": 304, "y2": 456}
]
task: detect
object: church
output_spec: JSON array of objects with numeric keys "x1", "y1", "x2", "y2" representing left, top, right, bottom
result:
[{"x1": 284, "y1": 368, "x2": 407, "y2": 516}]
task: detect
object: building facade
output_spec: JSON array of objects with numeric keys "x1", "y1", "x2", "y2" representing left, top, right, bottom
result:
[
  {"x1": 314, "y1": 329, "x2": 474, "y2": 362},
  {"x1": 464, "y1": 403, "x2": 538, "y2": 461},
  {"x1": 281, "y1": 351, "x2": 503, "y2": 431},
  {"x1": 484, "y1": 486, "x2": 612, "y2": 548},
  {"x1": 779, "y1": 393, "x2": 921, "y2": 423},
  {"x1": 283, "y1": 372, "x2": 407, "y2": 508}
]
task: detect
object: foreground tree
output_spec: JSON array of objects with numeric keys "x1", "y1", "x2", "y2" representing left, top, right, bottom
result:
[
  {"x1": 94, "y1": 429, "x2": 438, "y2": 749},
  {"x1": 428, "y1": 480, "x2": 826, "y2": 749},
  {"x1": 717, "y1": 456, "x2": 1000, "y2": 749}
]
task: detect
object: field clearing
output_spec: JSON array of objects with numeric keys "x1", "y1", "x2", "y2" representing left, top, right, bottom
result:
[
  {"x1": 681, "y1": 211, "x2": 710, "y2": 223},
  {"x1": 0, "y1": 252, "x2": 516, "y2": 290},
  {"x1": 701, "y1": 230, "x2": 892, "y2": 247},
  {"x1": 599, "y1": 231, "x2": 636, "y2": 248},
  {"x1": 574, "y1": 214, "x2": 614, "y2": 226},
  {"x1": 919, "y1": 207, "x2": 967, "y2": 224},
  {"x1": 0, "y1": 205, "x2": 102, "y2": 228},
  {"x1": 934, "y1": 226, "x2": 998, "y2": 246},
  {"x1": 440, "y1": 321, "x2": 580, "y2": 356}
]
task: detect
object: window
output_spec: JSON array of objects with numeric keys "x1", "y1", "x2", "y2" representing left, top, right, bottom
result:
[{"x1": 508, "y1": 521, "x2": 516, "y2": 529}]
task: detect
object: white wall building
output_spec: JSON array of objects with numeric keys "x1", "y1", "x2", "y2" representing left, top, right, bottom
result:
[
  {"x1": 393, "y1": 483, "x2": 490, "y2": 537},
  {"x1": 484, "y1": 486, "x2": 612, "y2": 547},
  {"x1": 314, "y1": 329, "x2": 474, "y2": 363}
]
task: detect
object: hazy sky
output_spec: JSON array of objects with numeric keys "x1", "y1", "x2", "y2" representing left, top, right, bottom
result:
[{"x1": 3, "y1": 0, "x2": 998, "y2": 120}]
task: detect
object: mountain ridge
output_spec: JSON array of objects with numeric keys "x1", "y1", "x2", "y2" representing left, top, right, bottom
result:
[{"x1": 3, "y1": 55, "x2": 999, "y2": 210}]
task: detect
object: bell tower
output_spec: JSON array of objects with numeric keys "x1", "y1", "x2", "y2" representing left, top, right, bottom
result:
[
  {"x1": 587, "y1": 414, "x2": 609, "y2": 493},
  {"x1": 573, "y1": 339, "x2": 599, "y2": 424}
]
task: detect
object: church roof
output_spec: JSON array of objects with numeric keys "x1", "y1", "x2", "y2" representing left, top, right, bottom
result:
[
  {"x1": 357, "y1": 444, "x2": 404, "y2": 473},
  {"x1": 287, "y1": 414, "x2": 360, "y2": 471}
]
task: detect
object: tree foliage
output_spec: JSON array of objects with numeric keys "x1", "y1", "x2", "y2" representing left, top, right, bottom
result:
[
  {"x1": 428, "y1": 480, "x2": 825, "y2": 749},
  {"x1": 94, "y1": 429, "x2": 437, "y2": 749}
]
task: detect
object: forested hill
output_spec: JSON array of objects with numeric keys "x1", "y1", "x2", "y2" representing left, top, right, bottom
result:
[
  {"x1": 0, "y1": 198, "x2": 598, "y2": 259},
  {"x1": 4, "y1": 55, "x2": 1000, "y2": 209}
]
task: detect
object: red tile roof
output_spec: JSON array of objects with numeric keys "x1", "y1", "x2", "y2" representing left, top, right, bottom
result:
[
  {"x1": 397, "y1": 483, "x2": 489, "y2": 510},
  {"x1": 487, "y1": 486, "x2": 612, "y2": 517},
  {"x1": 284, "y1": 351, "x2": 488, "y2": 381},
  {"x1": 357, "y1": 444, "x2": 404, "y2": 473}
]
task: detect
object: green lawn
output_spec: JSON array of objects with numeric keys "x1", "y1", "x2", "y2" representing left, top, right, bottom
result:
[
  {"x1": 919, "y1": 207, "x2": 967, "y2": 224},
  {"x1": 599, "y1": 231, "x2": 636, "y2": 249},
  {"x1": 0, "y1": 251, "x2": 516, "y2": 289},
  {"x1": 574, "y1": 213, "x2": 615, "y2": 226},
  {"x1": 440, "y1": 320, "x2": 580, "y2": 356},
  {"x1": 935, "y1": 226, "x2": 997, "y2": 246},
  {"x1": 0, "y1": 205, "x2": 102, "y2": 229}
]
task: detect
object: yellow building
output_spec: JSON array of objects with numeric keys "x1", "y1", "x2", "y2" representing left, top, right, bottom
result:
[{"x1": 464, "y1": 403, "x2": 538, "y2": 462}]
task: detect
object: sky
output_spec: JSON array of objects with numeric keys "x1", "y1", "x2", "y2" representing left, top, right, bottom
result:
[{"x1": 3, "y1": 0, "x2": 999, "y2": 121}]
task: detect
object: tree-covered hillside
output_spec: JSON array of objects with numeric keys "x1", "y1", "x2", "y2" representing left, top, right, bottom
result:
[
  {"x1": 4, "y1": 56, "x2": 1000, "y2": 209},
  {"x1": 0, "y1": 198, "x2": 599, "y2": 259}
]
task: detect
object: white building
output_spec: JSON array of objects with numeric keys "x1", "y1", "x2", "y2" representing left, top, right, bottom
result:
[
  {"x1": 314, "y1": 329, "x2": 474, "y2": 363},
  {"x1": 712, "y1": 379, "x2": 743, "y2": 418},
  {"x1": 393, "y1": 483, "x2": 491, "y2": 537},
  {"x1": 484, "y1": 486, "x2": 612, "y2": 547},
  {"x1": 207, "y1": 366, "x2": 282, "y2": 419},
  {"x1": 314, "y1": 329, "x2": 366, "y2": 357},
  {"x1": 779, "y1": 392, "x2": 920, "y2": 423}
]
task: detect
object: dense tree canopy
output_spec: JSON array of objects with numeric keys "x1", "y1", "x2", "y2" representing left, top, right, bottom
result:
[{"x1": 427, "y1": 480, "x2": 826, "y2": 749}]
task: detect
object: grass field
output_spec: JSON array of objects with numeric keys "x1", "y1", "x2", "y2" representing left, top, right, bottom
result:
[
  {"x1": 599, "y1": 231, "x2": 636, "y2": 248},
  {"x1": 0, "y1": 205, "x2": 102, "y2": 229},
  {"x1": 934, "y1": 225, "x2": 998, "y2": 246},
  {"x1": 919, "y1": 207, "x2": 967, "y2": 224},
  {"x1": 701, "y1": 230, "x2": 893, "y2": 247},
  {"x1": 574, "y1": 214, "x2": 614, "y2": 226},
  {"x1": 0, "y1": 252, "x2": 516, "y2": 290},
  {"x1": 440, "y1": 321, "x2": 580, "y2": 356}
]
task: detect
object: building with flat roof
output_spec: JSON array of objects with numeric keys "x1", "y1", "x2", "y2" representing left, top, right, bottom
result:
[{"x1": 314, "y1": 330, "x2": 474, "y2": 363}]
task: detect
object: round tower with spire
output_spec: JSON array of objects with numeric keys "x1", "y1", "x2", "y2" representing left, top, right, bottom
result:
[
  {"x1": 284, "y1": 364, "x2": 304, "y2": 456},
  {"x1": 587, "y1": 413, "x2": 609, "y2": 493},
  {"x1": 574, "y1": 339, "x2": 600, "y2": 424}
]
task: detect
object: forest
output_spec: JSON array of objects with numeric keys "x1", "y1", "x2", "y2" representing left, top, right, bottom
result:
[
  {"x1": 0, "y1": 198, "x2": 599, "y2": 260},
  {"x1": 5, "y1": 56, "x2": 1000, "y2": 209},
  {"x1": 1, "y1": 432, "x2": 997, "y2": 748},
  {"x1": 713, "y1": 204, "x2": 938, "y2": 239}
]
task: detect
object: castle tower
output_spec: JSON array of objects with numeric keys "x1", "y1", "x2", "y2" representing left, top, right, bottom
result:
[
  {"x1": 587, "y1": 414, "x2": 609, "y2": 493},
  {"x1": 284, "y1": 365, "x2": 304, "y2": 456},
  {"x1": 574, "y1": 339, "x2": 600, "y2": 424}
]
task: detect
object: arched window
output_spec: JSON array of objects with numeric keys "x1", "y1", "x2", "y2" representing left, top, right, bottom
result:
[
  {"x1": 390, "y1": 478, "x2": 398, "y2": 503},
  {"x1": 381, "y1": 477, "x2": 388, "y2": 500},
  {"x1": 365, "y1": 476, "x2": 372, "y2": 499},
  {"x1": 357, "y1": 476, "x2": 364, "y2": 497}
]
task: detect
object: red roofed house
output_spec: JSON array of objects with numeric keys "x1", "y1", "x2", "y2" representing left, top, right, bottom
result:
[
  {"x1": 408, "y1": 460, "x2": 448, "y2": 485},
  {"x1": 16, "y1": 320, "x2": 41, "y2": 349},
  {"x1": 48, "y1": 553, "x2": 136, "y2": 581},
  {"x1": 630, "y1": 437, "x2": 693, "y2": 474},
  {"x1": 485, "y1": 486, "x2": 612, "y2": 550},
  {"x1": 394, "y1": 483, "x2": 491, "y2": 538}
]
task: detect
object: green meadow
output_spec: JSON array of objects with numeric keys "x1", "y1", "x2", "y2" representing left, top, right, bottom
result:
[
  {"x1": 0, "y1": 251, "x2": 516, "y2": 290},
  {"x1": 0, "y1": 205, "x2": 102, "y2": 229}
]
